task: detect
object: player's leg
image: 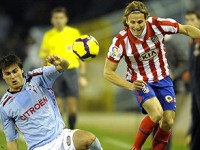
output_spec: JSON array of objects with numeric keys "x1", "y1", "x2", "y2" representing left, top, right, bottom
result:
[
  {"x1": 152, "y1": 124, "x2": 172, "y2": 150},
  {"x1": 152, "y1": 84, "x2": 176, "y2": 150},
  {"x1": 132, "y1": 97, "x2": 163, "y2": 150},
  {"x1": 64, "y1": 69, "x2": 79, "y2": 130},
  {"x1": 132, "y1": 84, "x2": 163, "y2": 150},
  {"x1": 152, "y1": 110, "x2": 174, "y2": 150},
  {"x1": 66, "y1": 96, "x2": 78, "y2": 129},
  {"x1": 72, "y1": 130, "x2": 102, "y2": 150}
]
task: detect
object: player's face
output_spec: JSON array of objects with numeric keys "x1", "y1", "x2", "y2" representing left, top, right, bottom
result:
[
  {"x1": 51, "y1": 12, "x2": 68, "y2": 30},
  {"x1": 2, "y1": 64, "x2": 24, "y2": 92},
  {"x1": 126, "y1": 13, "x2": 146, "y2": 37},
  {"x1": 185, "y1": 14, "x2": 199, "y2": 28}
]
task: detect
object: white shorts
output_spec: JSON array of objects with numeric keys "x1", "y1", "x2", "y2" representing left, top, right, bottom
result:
[{"x1": 33, "y1": 129, "x2": 78, "y2": 150}]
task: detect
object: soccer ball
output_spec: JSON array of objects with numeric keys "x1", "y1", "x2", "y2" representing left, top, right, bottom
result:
[{"x1": 72, "y1": 35, "x2": 99, "y2": 61}]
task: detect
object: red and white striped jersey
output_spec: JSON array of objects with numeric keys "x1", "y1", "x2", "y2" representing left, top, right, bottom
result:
[{"x1": 107, "y1": 17, "x2": 179, "y2": 82}]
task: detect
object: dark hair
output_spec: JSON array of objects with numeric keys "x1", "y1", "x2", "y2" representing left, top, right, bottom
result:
[
  {"x1": 123, "y1": 1, "x2": 149, "y2": 28},
  {"x1": 0, "y1": 54, "x2": 23, "y2": 71},
  {"x1": 185, "y1": 10, "x2": 200, "y2": 19},
  {"x1": 51, "y1": 7, "x2": 68, "y2": 17}
]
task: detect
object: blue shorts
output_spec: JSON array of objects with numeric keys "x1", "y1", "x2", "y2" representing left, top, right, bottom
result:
[{"x1": 132, "y1": 76, "x2": 176, "y2": 114}]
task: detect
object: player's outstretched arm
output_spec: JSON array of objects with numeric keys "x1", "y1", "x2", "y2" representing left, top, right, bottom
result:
[
  {"x1": 179, "y1": 23, "x2": 200, "y2": 38},
  {"x1": 46, "y1": 55, "x2": 69, "y2": 72},
  {"x1": 104, "y1": 59, "x2": 145, "y2": 91},
  {"x1": 7, "y1": 140, "x2": 18, "y2": 150}
]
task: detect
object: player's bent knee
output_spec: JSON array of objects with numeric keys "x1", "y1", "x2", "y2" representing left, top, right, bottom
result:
[
  {"x1": 150, "y1": 111, "x2": 163, "y2": 123},
  {"x1": 161, "y1": 118, "x2": 174, "y2": 130},
  {"x1": 73, "y1": 130, "x2": 97, "y2": 150}
]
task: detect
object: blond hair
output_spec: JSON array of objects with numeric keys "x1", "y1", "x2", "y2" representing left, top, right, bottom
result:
[{"x1": 123, "y1": 1, "x2": 149, "y2": 28}]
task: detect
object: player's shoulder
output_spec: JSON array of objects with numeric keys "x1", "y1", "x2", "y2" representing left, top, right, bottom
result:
[
  {"x1": 148, "y1": 16, "x2": 177, "y2": 24},
  {"x1": 43, "y1": 28, "x2": 58, "y2": 37},
  {"x1": 147, "y1": 16, "x2": 159, "y2": 24},
  {"x1": 114, "y1": 29, "x2": 128, "y2": 42},
  {"x1": 64, "y1": 26, "x2": 80, "y2": 35},
  {"x1": 26, "y1": 66, "x2": 57, "y2": 80},
  {"x1": 0, "y1": 92, "x2": 15, "y2": 107},
  {"x1": 27, "y1": 67, "x2": 44, "y2": 76},
  {"x1": 26, "y1": 67, "x2": 44, "y2": 81},
  {"x1": 65, "y1": 26, "x2": 79, "y2": 32}
]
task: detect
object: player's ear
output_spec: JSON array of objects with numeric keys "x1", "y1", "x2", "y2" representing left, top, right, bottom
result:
[
  {"x1": 126, "y1": 18, "x2": 129, "y2": 26},
  {"x1": 1, "y1": 71, "x2": 5, "y2": 80},
  {"x1": 2, "y1": 73, "x2": 5, "y2": 80},
  {"x1": 22, "y1": 69, "x2": 25, "y2": 76}
]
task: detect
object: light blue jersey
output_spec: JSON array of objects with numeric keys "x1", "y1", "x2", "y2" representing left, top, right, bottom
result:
[{"x1": 0, "y1": 66, "x2": 65, "y2": 150}]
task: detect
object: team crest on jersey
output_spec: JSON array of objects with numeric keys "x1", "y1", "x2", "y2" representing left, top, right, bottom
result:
[
  {"x1": 142, "y1": 84, "x2": 150, "y2": 93},
  {"x1": 165, "y1": 95, "x2": 175, "y2": 103},
  {"x1": 139, "y1": 49, "x2": 159, "y2": 61},
  {"x1": 28, "y1": 85, "x2": 37, "y2": 93},
  {"x1": 66, "y1": 136, "x2": 71, "y2": 146},
  {"x1": 110, "y1": 46, "x2": 120, "y2": 57},
  {"x1": 151, "y1": 35, "x2": 159, "y2": 44}
]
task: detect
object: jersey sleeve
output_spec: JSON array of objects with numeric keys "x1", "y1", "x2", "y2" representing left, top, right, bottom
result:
[
  {"x1": 155, "y1": 17, "x2": 179, "y2": 34},
  {"x1": 28, "y1": 65, "x2": 61, "y2": 88},
  {"x1": 107, "y1": 37, "x2": 124, "y2": 63},
  {"x1": 39, "y1": 33, "x2": 49, "y2": 59},
  {"x1": 0, "y1": 107, "x2": 19, "y2": 141}
]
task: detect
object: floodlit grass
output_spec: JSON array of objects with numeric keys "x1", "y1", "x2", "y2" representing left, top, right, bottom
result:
[
  {"x1": 0, "y1": 131, "x2": 26, "y2": 150},
  {"x1": 0, "y1": 112, "x2": 189, "y2": 150}
]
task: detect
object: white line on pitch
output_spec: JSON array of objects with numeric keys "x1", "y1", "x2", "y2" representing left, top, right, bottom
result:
[{"x1": 103, "y1": 137, "x2": 131, "y2": 149}]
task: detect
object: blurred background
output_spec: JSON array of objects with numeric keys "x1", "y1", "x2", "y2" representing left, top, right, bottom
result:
[{"x1": 0, "y1": 0, "x2": 200, "y2": 149}]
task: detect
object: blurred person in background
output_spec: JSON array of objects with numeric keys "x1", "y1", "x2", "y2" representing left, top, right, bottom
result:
[
  {"x1": 184, "y1": 10, "x2": 200, "y2": 150},
  {"x1": 104, "y1": 1, "x2": 200, "y2": 150},
  {"x1": 39, "y1": 7, "x2": 87, "y2": 130},
  {"x1": 0, "y1": 8, "x2": 12, "y2": 49},
  {"x1": 164, "y1": 35, "x2": 189, "y2": 94},
  {"x1": 23, "y1": 36, "x2": 42, "y2": 71},
  {"x1": 0, "y1": 54, "x2": 102, "y2": 150}
]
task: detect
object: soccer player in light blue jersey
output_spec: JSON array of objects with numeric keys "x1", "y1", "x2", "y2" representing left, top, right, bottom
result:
[{"x1": 0, "y1": 54, "x2": 102, "y2": 150}]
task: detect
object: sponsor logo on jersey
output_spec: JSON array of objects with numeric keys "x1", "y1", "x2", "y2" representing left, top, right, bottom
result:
[
  {"x1": 165, "y1": 95, "x2": 174, "y2": 103},
  {"x1": 20, "y1": 97, "x2": 48, "y2": 120},
  {"x1": 139, "y1": 49, "x2": 158, "y2": 61}
]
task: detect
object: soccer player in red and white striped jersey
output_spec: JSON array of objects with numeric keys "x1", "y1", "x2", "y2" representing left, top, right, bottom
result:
[{"x1": 104, "y1": 1, "x2": 200, "y2": 150}]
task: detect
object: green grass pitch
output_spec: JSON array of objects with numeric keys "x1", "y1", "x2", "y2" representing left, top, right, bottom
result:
[{"x1": 0, "y1": 112, "x2": 188, "y2": 150}]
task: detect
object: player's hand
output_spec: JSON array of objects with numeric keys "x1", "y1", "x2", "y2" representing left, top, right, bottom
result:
[
  {"x1": 46, "y1": 55, "x2": 69, "y2": 71},
  {"x1": 79, "y1": 76, "x2": 88, "y2": 89},
  {"x1": 132, "y1": 80, "x2": 146, "y2": 91},
  {"x1": 46, "y1": 55, "x2": 61, "y2": 65}
]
